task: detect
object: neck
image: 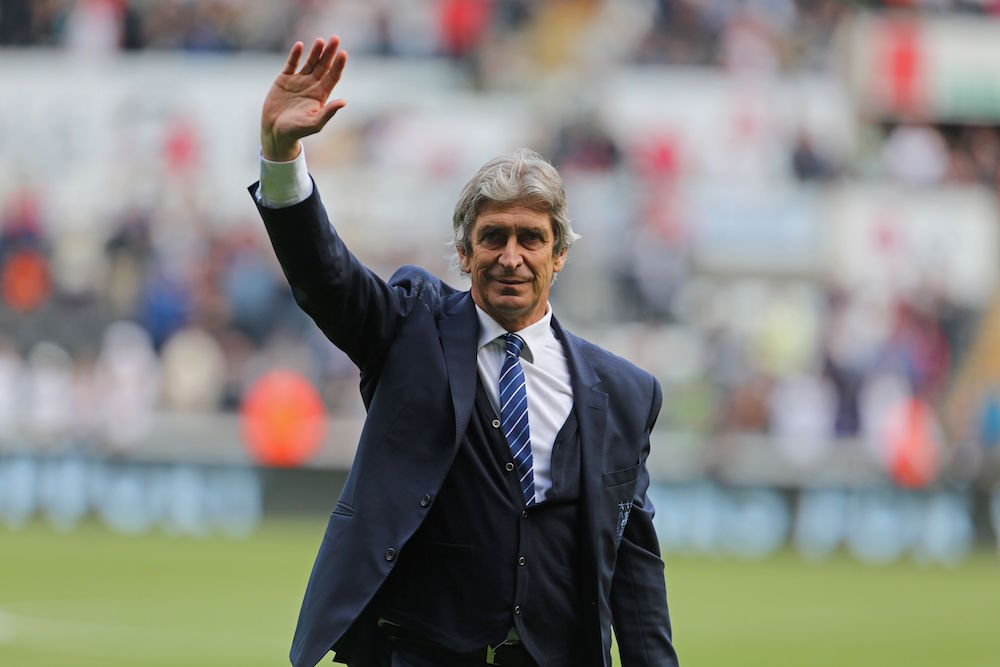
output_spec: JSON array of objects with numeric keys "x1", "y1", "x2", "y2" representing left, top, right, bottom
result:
[{"x1": 473, "y1": 298, "x2": 548, "y2": 332}]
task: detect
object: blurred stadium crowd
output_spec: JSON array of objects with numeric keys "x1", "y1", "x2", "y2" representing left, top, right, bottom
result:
[
  {"x1": 3, "y1": 0, "x2": 851, "y2": 64},
  {"x1": 3, "y1": 0, "x2": 1000, "y2": 65},
  {"x1": 2, "y1": 0, "x2": 1000, "y2": 504}
]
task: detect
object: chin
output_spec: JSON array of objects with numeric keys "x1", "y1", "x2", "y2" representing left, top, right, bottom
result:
[
  {"x1": 486, "y1": 294, "x2": 532, "y2": 313},
  {"x1": 488, "y1": 298, "x2": 529, "y2": 313},
  {"x1": 488, "y1": 287, "x2": 527, "y2": 302}
]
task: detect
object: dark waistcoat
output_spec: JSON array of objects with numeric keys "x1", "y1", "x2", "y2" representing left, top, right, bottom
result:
[{"x1": 378, "y1": 379, "x2": 584, "y2": 664}]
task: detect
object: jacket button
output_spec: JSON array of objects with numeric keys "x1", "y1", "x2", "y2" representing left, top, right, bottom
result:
[
  {"x1": 505, "y1": 462, "x2": 515, "y2": 472},
  {"x1": 420, "y1": 494, "x2": 431, "y2": 508},
  {"x1": 384, "y1": 548, "x2": 397, "y2": 562},
  {"x1": 521, "y1": 510, "x2": 528, "y2": 519},
  {"x1": 492, "y1": 419, "x2": 501, "y2": 428},
  {"x1": 513, "y1": 605, "x2": 521, "y2": 615},
  {"x1": 517, "y1": 556, "x2": 526, "y2": 566}
]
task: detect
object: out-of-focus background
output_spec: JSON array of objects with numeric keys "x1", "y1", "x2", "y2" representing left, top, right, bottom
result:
[{"x1": 1, "y1": 1, "x2": 1000, "y2": 666}]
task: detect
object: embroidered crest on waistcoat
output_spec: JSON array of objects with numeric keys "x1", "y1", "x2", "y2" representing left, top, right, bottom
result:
[{"x1": 615, "y1": 500, "x2": 633, "y2": 545}]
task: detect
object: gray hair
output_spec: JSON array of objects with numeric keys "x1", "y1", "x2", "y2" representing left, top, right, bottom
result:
[{"x1": 452, "y1": 148, "x2": 579, "y2": 272}]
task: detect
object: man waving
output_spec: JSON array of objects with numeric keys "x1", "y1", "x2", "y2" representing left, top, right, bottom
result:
[{"x1": 250, "y1": 36, "x2": 678, "y2": 667}]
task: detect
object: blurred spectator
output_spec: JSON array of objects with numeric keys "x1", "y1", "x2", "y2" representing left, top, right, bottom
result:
[
  {"x1": 882, "y1": 395, "x2": 943, "y2": 487},
  {"x1": 524, "y1": 0, "x2": 602, "y2": 70},
  {"x1": 770, "y1": 373, "x2": 836, "y2": 464},
  {"x1": 181, "y1": 1, "x2": 239, "y2": 52},
  {"x1": 65, "y1": 0, "x2": 123, "y2": 55},
  {"x1": 858, "y1": 371, "x2": 908, "y2": 461},
  {"x1": 722, "y1": 373, "x2": 773, "y2": 433},
  {"x1": 51, "y1": 228, "x2": 106, "y2": 300},
  {"x1": 620, "y1": 216, "x2": 689, "y2": 322},
  {"x1": 0, "y1": 186, "x2": 50, "y2": 313},
  {"x1": 550, "y1": 113, "x2": 622, "y2": 172},
  {"x1": 752, "y1": 285, "x2": 820, "y2": 377},
  {"x1": 958, "y1": 126, "x2": 1000, "y2": 186},
  {"x1": 1, "y1": 185, "x2": 45, "y2": 256},
  {"x1": 881, "y1": 123, "x2": 950, "y2": 185},
  {"x1": 438, "y1": 0, "x2": 493, "y2": 60},
  {"x1": 791, "y1": 130, "x2": 839, "y2": 181},
  {"x1": 822, "y1": 292, "x2": 886, "y2": 437},
  {"x1": 70, "y1": 347, "x2": 101, "y2": 445},
  {"x1": 0, "y1": 0, "x2": 32, "y2": 45},
  {"x1": 105, "y1": 207, "x2": 153, "y2": 317},
  {"x1": 976, "y1": 388, "x2": 1000, "y2": 452},
  {"x1": 882, "y1": 297, "x2": 952, "y2": 400},
  {"x1": 139, "y1": 264, "x2": 190, "y2": 350},
  {"x1": 719, "y1": 5, "x2": 785, "y2": 74},
  {"x1": 1, "y1": 249, "x2": 50, "y2": 312},
  {"x1": 161, "y1": 326, "x2": 226, "y2": 411},
  {"x1": 0, "y1": 339, "x2": 22, "y2": 443},
  {"x1": 635, "y1": 0, "x2": 717, "y2": 65},
  {"x1": 218, "y1": 231, "x2": 289, "y2": 345},
  {"x1": 95, "y1": 321, "x2": 159, "y2": 451},
  {"x1": 23, "y1": 342, "x2": 75, "y2": 447}
]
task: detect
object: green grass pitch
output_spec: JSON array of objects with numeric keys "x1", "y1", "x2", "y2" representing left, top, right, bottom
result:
[{"x1": 1, "y1": 520, "x2": 998, "y2": 666}]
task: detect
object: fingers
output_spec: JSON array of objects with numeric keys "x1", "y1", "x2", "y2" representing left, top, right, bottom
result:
[
  {"x1": 316, "y1": 36, "x2": 341, "y2": 75},
  {"x1": 322, "y1": 48, "x2": 348, "y2": 90},
  {"x1": 282, "y1": 41, "x2": 304, "y2": 75},
  {"x1": 299, "y1": 38, "x2": 324, "y2": 75},
  {"x1": 297, "y1": 35, "x2": 342, "y2": 80}
]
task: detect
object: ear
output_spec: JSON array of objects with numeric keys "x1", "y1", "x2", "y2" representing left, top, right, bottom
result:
[
  {"x1": 458, "y1": 245, "x2": 472, "y2": 273},
  {"x1": 553, "y1": 246, "x2": 568, "y2": 273}
]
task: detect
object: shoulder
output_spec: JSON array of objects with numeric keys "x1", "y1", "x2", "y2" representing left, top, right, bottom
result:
[
  {"x1": 565, "y1": 329, "x2": 662, "y2": 429},
  {"x1": 387, "y1": 264, "x2": 461, "y2": 312},
  {"x1": 562, "y1": 328, "x2": 660, "y2": 397}
]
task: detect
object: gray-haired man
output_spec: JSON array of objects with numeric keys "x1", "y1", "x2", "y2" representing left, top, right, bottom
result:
[{"x1": 251, "y1": 36, "x2": 678, "y2": 667}]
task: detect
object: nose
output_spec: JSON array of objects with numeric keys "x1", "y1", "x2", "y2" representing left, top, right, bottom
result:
[{"x1": 497, "y1": 237, "x2": 523, "y2": 270}]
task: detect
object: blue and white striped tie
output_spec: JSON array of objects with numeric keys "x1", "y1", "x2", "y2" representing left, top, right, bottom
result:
[{"x1": 500, "y1": 333, "x2": 535, "y2": 505}]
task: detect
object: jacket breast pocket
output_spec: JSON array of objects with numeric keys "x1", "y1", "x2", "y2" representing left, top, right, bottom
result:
[
  {"x1": 602, "y1": 462, "x2": 640, "y2": 488},
  {"x1": 603, "y1": 464, "x2": 640, "y2": 546}
]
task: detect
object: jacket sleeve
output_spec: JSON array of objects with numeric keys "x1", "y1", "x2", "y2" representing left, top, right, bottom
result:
[
  {"x1": 249, "y1": 180, "x2": 406, "y2": 374},
  {"x1": 610, "y1": 377, "x2": 679, "y2": 666}
]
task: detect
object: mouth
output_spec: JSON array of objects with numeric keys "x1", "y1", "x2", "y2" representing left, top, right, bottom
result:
[{"x1": 493, "y1": 277, "x2": 529, "y2": 286}]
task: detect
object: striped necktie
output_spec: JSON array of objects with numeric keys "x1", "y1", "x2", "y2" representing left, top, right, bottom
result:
[{"x1": 500, "y1": 333, "x2": 535, "y2": 505}]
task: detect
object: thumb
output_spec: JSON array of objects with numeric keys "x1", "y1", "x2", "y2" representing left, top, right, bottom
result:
[{"x1": 318, "y1": 99, "x2": 346, "y2": 129}]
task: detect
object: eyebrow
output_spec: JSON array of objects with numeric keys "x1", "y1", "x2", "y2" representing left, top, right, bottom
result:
[{"x1": 477, "y1": 223, "x2": 548, "y2": 237}]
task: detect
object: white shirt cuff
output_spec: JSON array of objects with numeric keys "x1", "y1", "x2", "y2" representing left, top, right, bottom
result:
[{"x1": 257, "y1": 147, "x2": 313, "y2": 208}]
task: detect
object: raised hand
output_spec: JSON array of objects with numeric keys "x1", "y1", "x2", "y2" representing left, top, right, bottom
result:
[{"x1": 261, "y1": 36, "x2": 348, "y2": 162}]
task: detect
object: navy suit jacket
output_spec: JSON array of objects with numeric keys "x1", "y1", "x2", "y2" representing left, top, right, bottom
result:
[{"x1": 250, "y1": 183, "x2": 677, "y2": 667}]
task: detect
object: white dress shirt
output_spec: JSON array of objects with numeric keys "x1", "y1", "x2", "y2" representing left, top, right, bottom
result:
[
  {"x1": 257, "y1": 148, "x2": 313, "y2": 207},
  {"x1": 258, "y1": 151, "x2": 576, "y2": 502},
  {"x1": 474, "y1": 305, "x2": 574, "y2": 503}
]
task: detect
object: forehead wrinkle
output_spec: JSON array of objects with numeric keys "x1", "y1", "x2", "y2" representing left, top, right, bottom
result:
[
  {"x1": 479, "y1": 196, "x2": 551, "y2": 218},
  {"x1": 475, "y1": 207, "x2": 553, "y2": 238}
]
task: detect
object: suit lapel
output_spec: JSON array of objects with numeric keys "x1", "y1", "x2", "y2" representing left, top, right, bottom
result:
[
  {"x1": 552, "y1": 322, "x2": 607, "y2": 485},
  {"x1": 552, "y1": 317, "x2": 608, "y2": 628},
  {"x1": 552, "y1": 317, "x2": 608, "y2": 474},
  {"x1": 439, "y1": 291, "x2": 480, "y2": 450}
]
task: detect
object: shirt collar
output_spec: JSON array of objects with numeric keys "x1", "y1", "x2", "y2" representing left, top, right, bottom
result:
[{"x1": 474, "y1": 303, "x2": 554, "y2": 364}]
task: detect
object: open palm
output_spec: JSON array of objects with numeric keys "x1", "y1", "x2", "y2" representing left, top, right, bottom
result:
[{"x1": 261, "y1": 36, "x2": 348, "y2": 162}]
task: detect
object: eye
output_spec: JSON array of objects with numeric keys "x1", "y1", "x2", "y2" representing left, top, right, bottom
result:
[
  {"x1": 519, "y1": 232, "x2": 544, "y2": 248},
  {"x1": 479, "y1": 230, "x2": 504, "y2": 248}
]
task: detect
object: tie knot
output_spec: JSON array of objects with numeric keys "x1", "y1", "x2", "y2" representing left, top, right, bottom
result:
[{"x1": 504, "y1": 333, "x2": 525, "y2": 359}]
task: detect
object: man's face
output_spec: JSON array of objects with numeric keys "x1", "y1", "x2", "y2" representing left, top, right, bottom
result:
[{"x1": 459, "y1": 203, "x2": 567, "y2": 332}]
